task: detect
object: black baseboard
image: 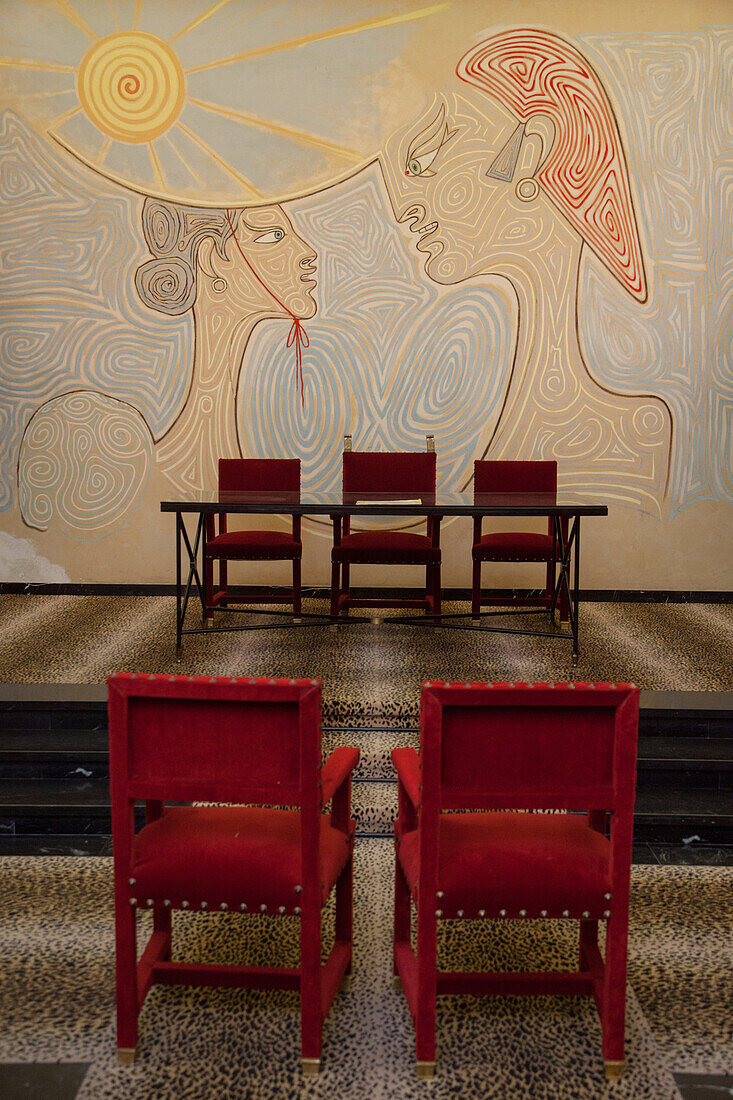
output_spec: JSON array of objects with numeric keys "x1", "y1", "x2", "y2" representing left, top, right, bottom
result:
[{"x1": 0, "y1": 582, "x2": 731, "y2": 602}]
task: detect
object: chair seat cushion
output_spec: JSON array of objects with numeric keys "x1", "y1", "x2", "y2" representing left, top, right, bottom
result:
[
  {"x1": 473, "y1": 532, "x2": 553, "y2": 561},
  {"x1": 206, "y1": 530, "x2": 301, "y2": 560},
  {"x1": 130, "y1": 806, "x2": 349, "y2": 911},
  {"x1": 333, "y1": 531, "x2": 440, "y2": 564},
  {"x1": 398, "y1": 811, "x2": 611, "y2": 918}
]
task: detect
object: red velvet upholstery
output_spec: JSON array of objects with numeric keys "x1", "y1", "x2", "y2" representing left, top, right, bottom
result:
[
  {"x1": 331, "y1": 450, "x2": 441, "y2": 617},
  {"x1": 472, "y1": 460, "x2": 558, "y2": 616},
  {"x1": 392, "y1": 681, "x2": 639, "y2": 1077},
  {"x1": 108, "y1": 673, "x2": 359, "y2": 1071},
  {"x1": 204, "y1": 458, "x2": 302, "y2": 618}
]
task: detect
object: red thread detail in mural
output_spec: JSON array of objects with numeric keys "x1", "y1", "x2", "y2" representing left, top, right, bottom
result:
[{"x1": 225, "y1": 210, "x2": 308, "y2": 405}]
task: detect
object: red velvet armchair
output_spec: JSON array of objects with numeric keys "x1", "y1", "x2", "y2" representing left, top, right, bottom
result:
[
  {"x1": 108, "y1": 672, "x2": 359, "y2": 1073},
  {"x1": 330, "y1": 448, "x2": 441, "y2": 619},
  {"x1": 472, "y1": 460, "x2": 558, "y2": 619},
  {"x1": 204, "y1": 458, "x2": 302, "y2": 623},
  {"x1": 392, "y1": 680, "x2": 639, "y2": 1078}
]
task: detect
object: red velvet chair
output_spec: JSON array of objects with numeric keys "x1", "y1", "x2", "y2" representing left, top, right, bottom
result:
[
  {"x1": 204, "y1": 458, "x2": 302, "y2": 623},
  {"x1": 472, "y1": 460, "x2": 558, "y2": 620},
  {"x1": 392, "y1": 680, "x2": 639, "y2": 1078},
  {"x1": 108, "y1": 672, "x2": 359, "y2": 1073},
  {"x1": 330, "y1": 448, "x2": 441, "y2": 619}
]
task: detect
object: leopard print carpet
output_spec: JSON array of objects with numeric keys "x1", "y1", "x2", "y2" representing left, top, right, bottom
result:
[{"x1": 2, "y1": 846, "x2": 730, "y2": 1098}]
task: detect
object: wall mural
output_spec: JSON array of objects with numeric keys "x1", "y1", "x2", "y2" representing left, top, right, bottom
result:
[{"x1": 0, "y1": 2, "x2": 730, "y2": 572}]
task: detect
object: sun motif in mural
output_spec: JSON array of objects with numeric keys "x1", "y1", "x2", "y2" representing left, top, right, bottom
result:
[{"x1": 0, "y1": 0, "x2": 445, "y2": 204}]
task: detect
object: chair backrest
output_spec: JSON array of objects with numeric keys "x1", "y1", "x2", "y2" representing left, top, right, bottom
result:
[
  {"x1": 108, "y1": 673, "x2": 320, "y2": 807},
  {"x1": 343, "y1": 451, "x2": 436, "y2": 494},
  {"x1": 474, "y1": 460, "x2": 557, "y2": 495},
  {"x1": 419, "y1": 681, "x2": 639, "y2": 813},
  {"x1": 218, "y1": 458, "x2": 300, "y2": 493}
]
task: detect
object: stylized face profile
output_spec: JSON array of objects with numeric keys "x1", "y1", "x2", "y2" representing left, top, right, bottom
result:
[
  {"x1": 228, "y1": 204, "x2": 318, "y2": 320},
  {"x1": 381, "y1": 89, "x2": 550, "y2": 285}
]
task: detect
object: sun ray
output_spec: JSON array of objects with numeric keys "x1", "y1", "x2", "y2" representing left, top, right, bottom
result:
[
  {"x1": 51, "y1": 0, "x2": 98, "y2": 43},
  {"x1": 170, "y1": 0, "x2": 241, "y2": 43},
  {"x1": 94, "y1": 137, "x2": 113, "y2": 166},
  {"x1": 132, "y1": 0, "x2": 141, "y2": 31},
  {"x1": 148, "y1": 142, "x2": 166, "y2": 192},
  {"x1": 7, "y1": 85, "x2": 76, "y2": 101},
  {"x1": 107, "y1": 0, "x2": 120, "y2": 32},
  {"x1": 175, "y1": 120, "x2": 263, "y2": 198},
  {"x1": 185, "y1": 4, "x2": 448, "y2": 74},
  {"x1": 0, "y1": 57, "x2": 76, "y2": 73},
  {"x1": 162, "y1": 133, "x2": 206, "y2": 187},
  {"x1": 46, "y1": 104, "x2": 82, "y2": 131},
  {"x1": 187, "y1": 95, "x2": 364, "y2": 162}
]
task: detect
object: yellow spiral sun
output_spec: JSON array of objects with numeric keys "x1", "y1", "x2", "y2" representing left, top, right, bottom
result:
[{"x1": 77, "y1": 31, "x2": 185, "y2": 144}]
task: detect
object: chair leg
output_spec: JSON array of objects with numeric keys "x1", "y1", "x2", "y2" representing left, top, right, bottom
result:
[
  {"x1": 203, "y1": 555, "x2": 214, "y2": 618},
  {"x1": 432, "y1": 564, "x2": 441, "y2": 617},
  {"x1": 600, "y1": 912, "x2": 629, "y2": 1069},
  {"x1": 393, "y1": 857, "x2": 411, "y2": 979},
  {"x1": 115, "y1": 898, "x2": 139, "y2": 1056},
  {"x1": 471, "y1": 559, "x2": 482, "y2": 620},
  {"x1": 415, "y1": 904, "x2": 437, "y2": 1070},
  {"x1": 300, "y1": 902, "x2": 323, "y2": 1069},
  {"x1": 330, "y1": 558, "x2": 340, "y2": 619},
  {"x1": 153, "y1": 904, "x2": 172, "y2": 960},
  {"x1": 342, "y1": 563, "x2": 350, "y2": 615},
  {"x1": 334, "y1": 851, "x2": 354, "y2": 975},
  {"x1": 293, "y1": 558, "x2": 302, "y2": 619}
]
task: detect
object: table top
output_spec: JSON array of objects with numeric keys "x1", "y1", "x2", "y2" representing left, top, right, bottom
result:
[{"x1": 161, "y1": 489, "x2": 608, "y2": 518}]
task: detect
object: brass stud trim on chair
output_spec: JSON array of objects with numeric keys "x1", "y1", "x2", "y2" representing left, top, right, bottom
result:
[
  {"x1": 604, "y1": 892, "x2": 612, "y2": 900},
  {"x1": 260, "y1": 903, "x2": 267, "y2": 912},
  {"x1": 220, "y1": 902, "x2": 228, "y2": 911},
  {"x1": 200, "y1": 901, "x2": 208, "y2": 910},
  {"x1": 562, "y1": 910, "x2": 570, "y2": 917},
  {"x1": 294, "y1": 884, "x2": 302, "y2": 893},
  {"x1": 164, "y1": 899, "x2": 171, "y2": 907},
  {"x1": 182, "y1": 900, "x2": 189, "y2": 909},
  {"x1": 294, "y1": 906, "x2": 301, "y2": 915},
  {"x1": 128, "y1": 877, "x2": 136, "y2": 886},
  {"x1": 603, "y1": 910, "x2": 611, "y2": 919},
  {"x1": 129, "y1": 898, "x2": 137, "y2": 906},
  {"x1": 278, "y1": 906, "x2": 286, "y2": 915},
  {"x1": 147, "y1": 899, "x2": 154, "y2": 908},
  {"x1": 541, "y1": 909, "x2": 548, "y2": 917},
  {"x1": 478, "y1": 909, "x2": 486, "y2": 918},
  {"x1": 240, "y1": 903, "x2": 247, "y2": 912},
  {"x1": 582, "y1": 911, "x2": 590, "y2": 919},
  {"x1": 499, "y1": 909, "x2": 506, "y2": 917},
  {"x1": 435, "y1": 909, "x2": 442, "y2": 918},
  {"x1": 457, "y1": 909, "x2": 464, "y2": 918},
  {"x1": 519, "y1": 909, "x2": 527, "y2": 917}
]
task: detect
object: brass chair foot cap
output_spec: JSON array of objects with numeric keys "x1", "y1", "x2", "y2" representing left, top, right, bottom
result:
[
  {"x1": 392, "y1": 975, "x2": 403, "y2": 991},
  {"x1": 340, "y1": 975, "x2": 352, "y2": 991},
  {"x1": 604, "y1": 1060, "x2": 624, "y2": 1079},
  {"x1": 204, "y1": 617, "x2": 214, "y2": 629},
  {"x1": 117, "y1": 1047, "x2": 136, "y2": 1066},
  {"x1": 292, "y1": 617, "x2": 302, "y2": 624},
  {"x1": 301, "y1": 1058, "x2": 321, "y2": 1076},
  {"x1": 417, "y1": 1061, "x2": 435, "y2": 1078}
]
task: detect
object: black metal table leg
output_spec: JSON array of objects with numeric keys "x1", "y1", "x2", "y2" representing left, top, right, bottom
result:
[
  {"x1": 572, "y1": 516, "x2": 581, "y2": 664},
  {"x1": 175, "y1": 513, "x2": 205, "y2": 657}
]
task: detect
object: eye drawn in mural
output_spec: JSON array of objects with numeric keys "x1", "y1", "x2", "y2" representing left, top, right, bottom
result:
[{"x1": 381, "y1": 29, "x2": 673, "y2": 514}]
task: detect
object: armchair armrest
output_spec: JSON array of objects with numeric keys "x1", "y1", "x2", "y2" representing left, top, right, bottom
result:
[
  {"x1": 391, "y1": 747, "x2": 420, "y2": 808},
  {"x1": 321, "y1": 746, "x2": 360, "y2": 806}
]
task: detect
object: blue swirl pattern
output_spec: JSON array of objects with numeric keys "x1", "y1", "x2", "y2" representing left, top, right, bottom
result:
[{"x1": 0, "y1": 111, "x2": 191, "y2": 511}]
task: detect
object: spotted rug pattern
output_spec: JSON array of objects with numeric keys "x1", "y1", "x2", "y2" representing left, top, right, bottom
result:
[
  {"x1": 0, "y1": 597, "x2": 731, "y2": 728},
  {"x1": 1, "y1": 847, "x2": 730, "y2": 1098}
]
